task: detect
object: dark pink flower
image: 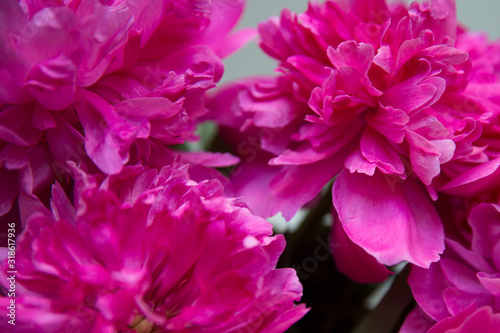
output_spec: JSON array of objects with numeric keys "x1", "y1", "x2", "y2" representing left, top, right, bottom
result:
[
  {"x1": 208, "y1": 0, "x2": 499, "y2": 270},
  {"x1": 0, "y1": 163, "x2": 307, "y2": 332},
  {"x1": 0, "y1": 0, "x2": 252, "y2": 220}
]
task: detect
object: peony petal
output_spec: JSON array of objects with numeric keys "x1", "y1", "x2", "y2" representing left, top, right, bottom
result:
[
  {"x1": 332, "y1": 170, "x2": 444, "y2": 267},
  {"x1": 24, "y1": 54, "x2": 76, "y2": 110},
  {"x1": 440, "y1": 158, "x2": 500, "y2": 196},
  {"x1": 331, "y1": 209, "x2": 392, "y2": 283},
  {"x1": 0, "y1": 105, "x2": 43, "y2": 147},
  {"x1": 468, "y1": 203, "x2": 500, "y2": 263},
  {"x1": 360, "y1": 126, "x2": 405, "y2": 175},
  {"x1": 50, "y1": 181, "x2": 75, "y2": 223},
  {"x1": 400, "y1": 306, "x2": 437, "y2": 333},
  {"x1": 179, "y1": 151, "x2": 240, "y2": 168},
  {"x1": 428, "y1": 305, "x2": 500, "y2": 333},
  {"x1": 74, "y1": 89, "x2": 136, "y2": 174},
  {"x1": 409, "y1": 264, "x2": 452, "y2": 322},
  {"x1": 269, "y1": 155, "x2": 345, "y2": 220},
  {"x1": 0, "y1": 168, "x2": 19, "y2": 216}
]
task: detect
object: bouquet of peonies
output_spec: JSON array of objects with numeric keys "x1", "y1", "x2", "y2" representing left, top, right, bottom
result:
[{"x1": 0, "y1": 0, "x2": 499, "y2": 332}]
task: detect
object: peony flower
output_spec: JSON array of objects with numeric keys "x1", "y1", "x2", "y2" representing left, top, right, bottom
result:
[
  {"x1": 208, "y1": 0, "x2": 500, "y2": 271},
  {"x1": 402, "y1": 200, "x2": 500, "y2": 331},
  {"x1": 0, "y1": 163, "x2": 307, "y2": 332},
  {"x1": 0, "y1": 0, "x2": 253, "y2": 221}
]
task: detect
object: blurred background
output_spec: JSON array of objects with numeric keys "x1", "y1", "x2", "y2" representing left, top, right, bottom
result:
[{"x1": 222, "y1": 0, "x2": 500, "y2": 83}]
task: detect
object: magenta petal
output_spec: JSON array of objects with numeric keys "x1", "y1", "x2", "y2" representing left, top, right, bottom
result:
[
  {"x1": 332, "y1": 170, "x2": 444, "y2": 267},
  {"x1": 426, "y1": 0, "x2": 458, "y2": 43},
  {"x1": 75, "y1": 2, "x2": 133, "y2": 86},
  {"x1": 50, "y1": 181, "x2": 75, "y2": 223},
  {"x1": 327, "y1": 40, "x2": 373, "y2": 70},
  {"x1": 239, "y1": 85, "x2": 303, "y2": 129},
  {"x1": 0, "y1": 168, "x2": 19, "y2": 216},
  {"x1": 286, "y1": 55, "x2": 331, "y2": 86},
  {"x1": 0, "y1": 0, "x2": 30, "y2": 104},
  {"x1": 126, "y1": 0, "x2": 168, "y2": 48},
  {"x1": 327, "y1": 41, "x2": 374, "y2": 84},
  {"x1": 231, "y1": 155, "x2": 284, "y2": 218},
  {"x1": 45, "y1": 115, "x2": 93, "y2": 178},
  {"x1": 114, "y1": 97, "x2": 183, "y2": 120},
  {"x1": 216, "y1": 27, "x2": 256, "y2": 58},
  {"x1": 360, "y1": 127, "x2": 405, "y2": 175},
  {"x1": 179, "y1": 151, "x2": 240, "y2": 168},
  {"x1": 74, "y1": 90, "x2": 133, "y2": 174},
  {"x1": 196, "y1": 0, "x2": 246, "y2": 55},
  {"x1": 428, "y1": 305, "x2": 500, "y2": 333},
  {"x1": 96, "y1": 289, "x2": 137, "y2": 323},
  {"x1": 331, "y1": 210, "x2": 392, "y2": 283},
  {"x1": 0, "y1": 105, "x2": 42, "y2": 147},
  {"x1": 31, "y1": 104, "x2": 56, "y2": 131},
  {"x1": 468, "y1": 203, "x2": 500, "y2": 263},
  {"x1": 405, "y1": 129, "x2": 443, "y2": 185},
  {"x1": 269, "y1": 155, "x2": 345, "y2": 220},
  {"x1": 365, "y1": 105, "x2": 409, "y2": 144},
  {"x1": 440, "y1": 158, "x2": 500, "y2": 196},
  {"x1": 400, "y1": 307, "x2": 437, "y2": 333},
  {"x1": 24, "y1": 54, "x2": 76, "y2": 111},
  {"x1": 477, "y1": 273, "x2": 500, "y2": 297},
  {"x1": 344, "y1": 149, "x2": 377, "y2": 176},
  {"x1": 409, "y1": 264, "x2": 451, "y2": 322},
  {"x1": 381, "y1": 59, "x2": 446, "y2": 113},
  {"x1": 233, "y1": 152, "x2": 343, "y2": 220},
  {"x1": 18, "y1": 191, "x2": 51, "y2": 227}
]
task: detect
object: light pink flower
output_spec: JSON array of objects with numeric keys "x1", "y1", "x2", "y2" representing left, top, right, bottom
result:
[
  {"x1": 0, "y1": 163, "x2": 307, "y2": 332},
  {"x1": 0, "y1": 0, "x2": 252, "y2": 219},
  {"x1": 208, "y1": 0, "x2": 499, "y2": 270}
]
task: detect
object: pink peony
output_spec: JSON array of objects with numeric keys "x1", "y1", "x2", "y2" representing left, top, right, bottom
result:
[
  {"x1": 403, "y1": 200, "x2": 500, "y2": 331},
  {"x1": 0, "y1": 0, "x2": 253, "y2": 220},
  {"x1": 0, "y1": 163, "x2": 307, "y2": 332},
  {"x1": 208, "y1": 0, "x2": 500, "y2": 270}
]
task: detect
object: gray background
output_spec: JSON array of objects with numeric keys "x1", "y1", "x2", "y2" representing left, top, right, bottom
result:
[{"x1": 222, "y1": 0, "x2": 500, "y2": 83}]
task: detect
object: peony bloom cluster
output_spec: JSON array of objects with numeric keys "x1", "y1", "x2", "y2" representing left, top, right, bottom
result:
[
  {"x1": 208, "y1": 0, "x2": 500, "y2": 278},
  {"x1": 0, "y1": 0, "x2": 253, "y2": 220},
  {"x1": 0, "y1": 0, "x2": 308, "y2": 332},
  {"x1": 0, "y1": 163, "x2": 307, "y2": 332},
  {"x1": 2, "y1": 0, "x2": 500, "y2": 331}
]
